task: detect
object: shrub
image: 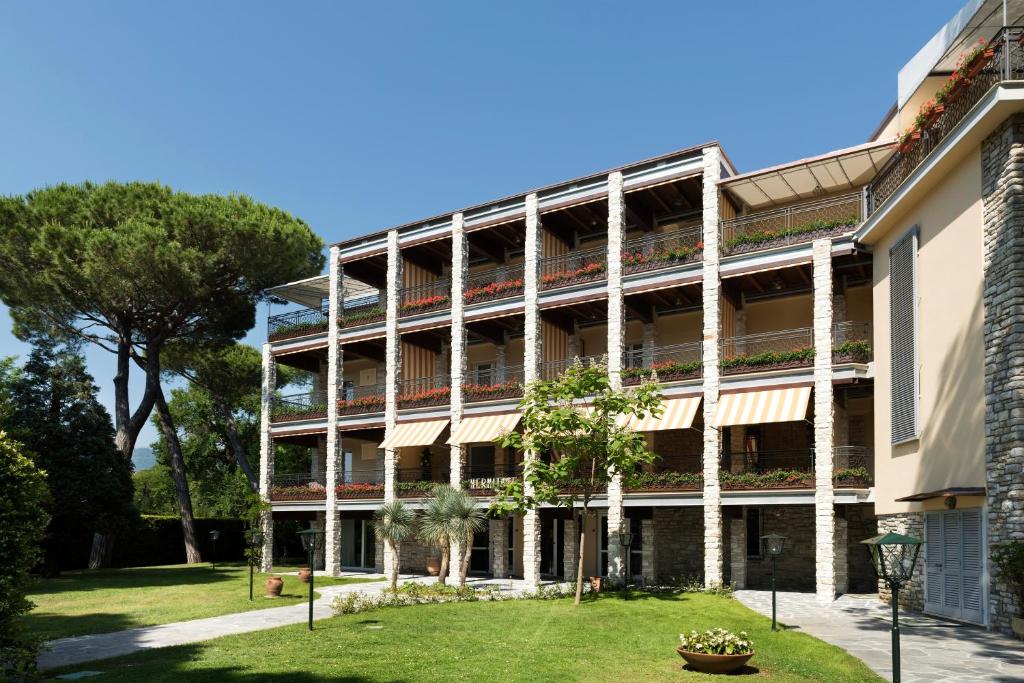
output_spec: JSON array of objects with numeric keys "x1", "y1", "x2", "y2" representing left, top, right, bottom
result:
[
  {"x1": 330, "y1": 581, "x2": 587, "y2": 616},
  {"x1": 679, "y1": 628, "x2": 753, "y2": 655},
  {"x1": 992, "y1": 541, "x2": 1024, "y2": 612},
  {"x1": 721, "y1": 347, "x2": 815, "y2": 370},
  {"x1": 341, "y1": 305, "x2": 386, "y2": 326}
]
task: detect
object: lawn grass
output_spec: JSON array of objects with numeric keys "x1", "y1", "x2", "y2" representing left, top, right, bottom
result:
[
  {"x1": 24, "y1": 562, "x2": 379, "y2": 641},
  {"x1": 50, "y1": 592, "x2": 883, "y2": 682}
]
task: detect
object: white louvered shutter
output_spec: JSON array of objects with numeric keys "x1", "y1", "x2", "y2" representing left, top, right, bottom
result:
[
  {"x1": 959, "y1": 509, "x2": 985, "y2": 624},
  {"x1": 889, "y1": 229, "x2": 919, "y2": 443},
  {"x1": 942, "y1": 511, "x2": 962, "y2": 611},
  {"x1": 924, "y1": 512, "x2": 943, "y2": 614}
]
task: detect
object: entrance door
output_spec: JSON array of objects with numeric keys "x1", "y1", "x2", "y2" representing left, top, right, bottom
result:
[
  {"x1": 924, "y1": 509, "x2": 985, "y2": 624},
  {"x1": 470, "y1": 527, "x2": 490, "y2": 574},
  {"x1": 341, "y1": 519, "x2": 376, "y2": 570},
  {"x1": 540, "y1": 518, "x2": 564, "y2": 578}
]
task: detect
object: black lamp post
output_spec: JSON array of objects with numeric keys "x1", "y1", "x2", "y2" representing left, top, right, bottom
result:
[
  {"x1": 297, "y1": 528, "x2": 323, "y2": 631},
  {"x1": 862, "y1": 532, "x2": 922, "y2": 683},
  {"x1": 618, "y1": 530, "x2": 635, "y2": 600},
  {"x1": 244, "y1": 527, "x2": 264, "y2": 602},
  {"x1": 761, "y1": 533, "x2": 787, "y2": 631},
  {"x1": 208, "y1": 529, "x2": 221, "y2": 571}
]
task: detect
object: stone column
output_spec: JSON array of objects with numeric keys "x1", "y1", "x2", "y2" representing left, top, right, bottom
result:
[
  {"x1": 834, "y1": 515, "x2": 848, "y2": 596},
  {"x1": 563, "y1": 516, "x2": 579, "y2": 582},
  {"x1": 813, "y1": 238, "x2": 837, "y2": 603},
  {"x1": 324, "y1": 246, "x2": 343, "y2": 575},
  {"x1": 729, "y1": 517, "x2": 746, "y2": 589},
  {"x1": 490, "y1": 517, "x2": 508, "y2": 579},
  {"x1": 258, "y1": 342, "x2": 276, "y2": 571},
  {"x1": 642, "y1": 322, "x2": 656, "y2": 367},
  {"x1": 450, "y1": 213, "x2": 467, "y2": 488},
  {"x1": 701, "y1": 146, "x2": 724, "y2": 587},
  {"x1": 605, "y1": 171, "x2": 627, "y2": 582},
  {"x1": 521, "y1": 192, "x2": 543, "y2": 588},
  {"x1": 641, "y1": 519, "x2": 655, "y2": 585},
  {"x1": 382, "y1": 230, "x2": 402, "y2": 578}
]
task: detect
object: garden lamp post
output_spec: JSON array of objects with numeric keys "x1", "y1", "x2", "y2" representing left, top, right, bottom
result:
[
  {"x1": 761, "y1": 533, "x2": 786, "y2": 631},
  {"x1": 208, "y1": 529, "x2": 221, "y2": 571},
  {"x1": 297, "y1": 528, "x2": 323, "y2": 631},
  {"x1": 244, "y1": 528, "x2": 263, "y2": 601},
  {"x1": 618, "y1": 530, "x2": 635, "y2": 600},
  {"x1": 862, "y1": 532, "x2": 922, "y2": 683}
]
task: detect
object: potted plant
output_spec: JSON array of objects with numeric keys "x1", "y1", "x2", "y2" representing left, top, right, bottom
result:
[
  {"x1": 298, "y1": 567, "x2": 312, "y2": 583},
  {"x1": 677, "y1": 628, "x2": 755, "y2": 674},
  {"x1": 265, "y1": 575, "x2": 284, "y2": 597},
  {"x1": 991, "y1": 541, "x2": 1024, "y2": 639}
]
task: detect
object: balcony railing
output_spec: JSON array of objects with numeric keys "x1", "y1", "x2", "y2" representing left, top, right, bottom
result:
[
  {"x1": 338, "y1": 384, "x2": 386, "y2": 415},
  {"x1": 398, "y1": 375, "x2": 451, "y2": 408},
  {"x1": 622, "y1": 224, "x2": 703, "y2": 274},
  {"x1": 464, "y1": 264, "x2": 525, "y2": 305},
  {"x1": 396, "y1": 467, "x2": 451, "y2": 498},
  {"x1": 272, "y1": 391, "x2": 328, "y2": 422},
  {"x1": 720, "y1": 192, "x2": 862, "y2": 257},
  {"x1": 832, "y1": 322, "x2": 872, "y2": 364},
  {"x1": 461, "y1": 463, "x2": 520, "y2": 494},
  {"x1": 339, "y1": 295, "x2": 385, "y2": 328},
  {"x1": 540, "y1": 245, "x2": 607, "y2": 290},
  {"x1": 271, "y1": 473, "x2": 327, "y2": 501},
  {"x1": 268, "y1": 306, "x2": 329, "y2": 342},
  {"x1": 539, "y1": 354, "x2": 604, "y2": 381},
  {"x1": 463, "y1": 364, "x2": 524, "y2": 402},
  {"x1": 720, "y1": 323, "x2": 872, "y2": 375},
  {"x1": 400, "y1": 279, "x2": 451, "y2": 317},
  {"x1": 868, "y1": 26, "x2": 1024, "y2": 215},
  {"x1": 622, "y1": 341, "x2": 702, "y2": 385}
]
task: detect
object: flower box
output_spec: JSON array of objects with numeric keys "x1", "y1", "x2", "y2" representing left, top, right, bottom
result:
[
  {"x1": 462, "y1": 382, "x2": 523, "y2": 402},
  {"x1": 540, "y1": 262, "x2": 606, "y2": 290},
  {"x1": 337, "y1": 397, "x2": 385, "y2": 415},
  {"x1": 720, "y1": 355, "x2": 813, "y2": 376},
  {"x1": 340, "y1": 308, "x2": 386, "y2": 328},
  {"x1": 271, "y1": 407, "x2": 328, "y2": 423},
  {"x1": 269, "y1": 320, "x2": 328, "y2": 342},
  {"x1": 335, "y1": 483, "x2": 385, "y2": 499},
  {"x1": 723, "y1": 220, "x2": 858, "y2": 256},
  {"x1": 622, "y1": 245, "x2": 703, "y2": 274},
  {"x1": 400, "y1": 295, "x2": 450, "y2": 316},
  {"x1": 463, "y1": 279, "x2": 524, "y2": 305},
  {"x1": 271, "y1": 484, "x2": 327, "y2": 501},
  {"x1": 398, "y1": 386, "x2": 451, "y2": 409}
]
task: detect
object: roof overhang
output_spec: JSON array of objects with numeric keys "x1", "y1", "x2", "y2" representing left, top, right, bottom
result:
[
  {"x1": 895, "y1": 486, "x2": 985, "y2": 502},
  {"x1": 266, "y1": 274, "x2": 378, "y2": 309},
  {"x1": 719, "y1": 141, "x2": 895, "y2": 210}
]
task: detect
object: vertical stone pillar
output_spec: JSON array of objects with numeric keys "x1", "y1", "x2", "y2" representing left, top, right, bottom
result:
[
  {"x1": 324, "y1": 246, "x2": 343, "y2": 575},
  {"x1": 450, "y1": 213, "x2": 467, "y2": 488},
  {"x1": 522, "y1": 193, "x2": 543, "y2": 588},
  {"x1": 642, "y1": 322, "x2": 656, "y2": 367},
  {"x1": 258, "y1": 342, "x2": 276, "y2": 571},
  {"x1": 641, "y1": 519, "x2": 655, "y2": 585},
  {"x1": 729, "y1": 517, "x2": 746, "y2": 589},
  {"x1": 563, "y1": 516, "x2": 579, "y2": 582},
  {"x1": 701, "y1": 146, "x2": 724, "y2": 587},
  {"x1": 490, "y1": 517, "x2": 508, "y2": 579},
  {"x1": 813, "y1": 238, "x2": 836, "y2": 602},
  {"x1": 605, "y1": 171, "x2": 627, "y2": 582},
  {"x1": 834, "y1": 515, "x2": 848, "y2": 595},
  {"x1": 382, "y1": 230, "x2": 402, "y2": 578}
]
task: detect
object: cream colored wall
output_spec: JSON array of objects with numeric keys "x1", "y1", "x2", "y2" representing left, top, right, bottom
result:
[
  {"x1": 579, "y1": 325, "x2": 607, "y2": 358},
  {"x1": 467, "y1": 342, "x2": 496, "y2": 366},
  {"x1": 342, "y1": 358, "x2": 378, "y2": 386},
  {"x1": 845, "y1": 285, "x2": 873, "y2": 322},
  {"x1": 342, "y1": 438, "x2": 382, "y2": 482},
  {"x1": 744, "y1": 293, "x2": 812, "y2": 334},
  {"x1": 506, "y1": 338, "x2": 525, "y2": 366},
  {"x1": 655, "y1": 310, "x2": 701, "y2": 344},
  {"x1": 871, "y1": 146, "x2": 986, "y2": 515},
  {"x1": 625, "y1": 320, "x2": 644, "y2": 346},
  {"x1": 896, "y1": 74, "x2": 949, "y2": 135}
]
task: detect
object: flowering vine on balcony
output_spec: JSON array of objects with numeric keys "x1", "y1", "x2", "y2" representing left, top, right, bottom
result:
[
  {"x1": 541, "y1": 262, "x2": 605, "y2": 288},
  {"x1": 463, "y1": 278, "x2": 524, "y2": 304}
]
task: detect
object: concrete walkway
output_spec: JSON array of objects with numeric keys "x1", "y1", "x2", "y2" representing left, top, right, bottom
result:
[
  {"x1": 38, "y1": 573, "x2": 536, "y2": 671},
  {"x1": 734, "y1": 590, "x2": 1024, "y2": 682}
]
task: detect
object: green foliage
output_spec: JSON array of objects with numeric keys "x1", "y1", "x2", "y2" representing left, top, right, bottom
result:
[
  {"x1": 720, "y1": 347, "x2": 815, "y2": 370},
  {"x1": 679, "y1": 628, "x2": 754, "y2": 655},
  {"x1": 834, "y1": 339, "x2": 872, "y2": 362},
  {"x1": 723, "y1": 215, "x2": 858, "y2": 252},
  {"x1": 0, "y1": 431, "x2": 50, "y2": 679},
  {"x1": 992, "y1": 541, "x2": 1024, "y2": 605},
  {"x1": 330, "y1": 581, "x2": 585, "y2": 616}
]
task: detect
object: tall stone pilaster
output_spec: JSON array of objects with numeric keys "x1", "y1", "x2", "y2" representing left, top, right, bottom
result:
[
  {"x1": 701, "y1": 146, "x2": 724, "y2": 586},
  {"x1": 324, "y1": 246, "x2": 343, "y2": 575},
  {"x1": 259, "y1": 342, "x2": 276, "y2": 571},
  {"x1": 729, "y1": 517, "x2": 746, "y2": 589},
  {"x1": 382, "y1": 230, "x2": 402, "y2": 577},
  {"x1": 522, "y1": 193, "x2": 543, "y2": 588},
  {"x1": 834, "y1": 515, "x2": 848, "y2": 595},
  {"x1": 563, "y1": 516, "x2": 579, "y2": 581},
  {"x1": 490, "y1": 517, "x2": 508, "y2": 579},
  {"x1": 605, "y1": 171, "x2": 627, "y2": 582},
  {"x1": 812, "y1": 238, "x2": 836, "y2": 602},
  {"x1": 450, "y1": 213, "x2": 468, "y2": 488}
]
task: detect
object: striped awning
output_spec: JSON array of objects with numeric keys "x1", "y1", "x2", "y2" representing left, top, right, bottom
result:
[
  {"x1": 447, "y1": 412, "x2": 521, "y2": 445},
  {"x1": 378, "y1": 419, "x2": 449, "y2": 449},
  {"x1": 616, "y1": 396, "x2": 702, "y2": 431},
  {"x1": 710, "y1": 387, "x2": 812, "y2": 427}
]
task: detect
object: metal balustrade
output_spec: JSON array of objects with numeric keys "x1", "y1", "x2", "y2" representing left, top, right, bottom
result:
[
  {"x1": 622, "y1": 224, "x2": 703, "y2": 273},
  {"x1": 539, "y1": 354, "x2": 605, "y2": 381},
  {"x1": 720, "y1": 323, "x2": 872, "y2": 374},
  {"x1": 720, "y1": 192, "x2": 863, "y2": 256},
  {"x1": 868, "y1": 27, "x2": 1024, "y2": 215},
  {"x1": 270, "y1": 473, "x2": 327, "y2": 500},
  {"x1": 464, "y1": 264, "x2": 525, "y2": 304},
  {"x1": 832, "y1": 322, "x2": 873, "y2": 363},
  {"x1": 271, "y1": 391, "x2": 328, "y2": 422},
  {"x1": 399, "y1": 279, "x2": 451, "y2": 317},
  {"x1": 539, "y1": 244, "x2": 607, "y2": 290},
  {"x1": 621, "y1": 341, "x2": 702, "y2": 384},
  {"x1": 267, "y1": 306, "x2": 329, "y2": 341},
  {"x1": 463, "y1": 364, "x2": 524, "y2": 402},
  {"x1": 397, "y1": 374, "x2": 451, "y2": 407}
]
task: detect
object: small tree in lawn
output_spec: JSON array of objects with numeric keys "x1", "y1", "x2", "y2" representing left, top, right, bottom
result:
[
  {"x1": 374, "y1": 500, "x2": 416, "y2": 590},
  {"x1": 419, "y1": 484, "x2": 458, "y2": 585},
  {"x1": 493, "y1": 359, "x2": 661, "y2": 605},
  {"x1": 450, "y1": 488, "x2": 486, "y2": 587}
]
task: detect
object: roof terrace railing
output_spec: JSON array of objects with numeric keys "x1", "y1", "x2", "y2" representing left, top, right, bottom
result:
[
  {"x1": 268, "y1": 306, "x2": 329, "y2": 341},
  {"x1": 720, "y1": 192, "x2": 862, "y2": 257}
]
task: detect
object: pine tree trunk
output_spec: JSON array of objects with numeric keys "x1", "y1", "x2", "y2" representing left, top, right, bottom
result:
[
  {"x1": 216, "y1": 398, "x2": 258, "y2": 492},
  {"x1": 155, "y1": 389, "x2": 201, "y2": 564}
]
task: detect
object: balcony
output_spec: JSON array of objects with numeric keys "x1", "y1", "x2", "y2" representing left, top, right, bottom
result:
[
  {"x1": 720, "y1": 322, "x2": 871, "y2": 375},
  {"x1": 400, "y1": 279, "x2": 451, "y2": 317},
  {"x1": 463, "y1": 364, "x2": 524, "y2": 403},
  {"x1": 868, "y1": 27, "x2": 1024, "y2": 215},
  {"x1": 719, "y1": 192, "x2": 862, "y2": 257},
  {"x1": 398, "y1": 375, "x2": 451, "y2": 409},
  {"x1": 461, "y1": 463, "x2": 520, "y2": 495},
  {"x1": 272, "y1": 392, "x2": 327, "y2": 423},
  {"x1": 464, "y1": 264, "x2": 525, "y2": 305},
  {"x1": 271, "y1": 473, "x2": 327, "y2": 501},
  {"x1": 339, "y1": 384, "x2": 385, "y2": 415},
  {"x1": 396, "y1": 467, "x2": 450, "y2": 498},
  {"x1": 339, "y1": 295, "x2": 385, "y2": 328},
  {"x1": 540, "y1": 245, "x2": 607, "y2": 290},
  {"x1": 622, "y1": 342, "x2": 702, "y2": 385},
  {"x1": 268, "y1": 307, "x2": 329, "y2": 342},
  {"x1": 539, "y1": 354, "x2": 604, "y2": 381},
  {"x1": 622, "y1": 224, "x2": 703, "y2": 274}
]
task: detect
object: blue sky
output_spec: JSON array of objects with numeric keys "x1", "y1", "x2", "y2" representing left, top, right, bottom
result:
[{"x1": 0, "y1": 1, "x2": 965, "y2": 450}]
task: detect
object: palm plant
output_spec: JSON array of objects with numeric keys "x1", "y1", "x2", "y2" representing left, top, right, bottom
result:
[
  {"x1": 418, "y1": 484, "x2": 459, "y2": 585},
  {"x1": 448, "y1": 488, "x2": 486, "y2": 587},
  {"x1": 373, "y1": 500, "x2": 416, "y2": 590}
]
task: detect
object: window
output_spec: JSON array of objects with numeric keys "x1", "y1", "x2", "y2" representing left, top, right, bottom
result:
[
  {"x1": 745, "y1": 508, "x2": 761, "y2": 558},
  {"x1": 473, "y1": 363, "x2": 494, "y2": 385},
  {"x1": 342, "y1": 379, "x2": 354, "y2": 401},
  {"x1": 889, "y1": 227, "x2": 919, "y2": 443},
  {"x1": 625, "y1": 344, "x2": 644, "y2": 369}
]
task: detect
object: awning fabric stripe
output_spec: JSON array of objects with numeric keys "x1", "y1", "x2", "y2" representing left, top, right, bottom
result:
[
  {"x1": 616, "y1": 396, "x2": 702, "y2": 431},
  {"x1": 447, "y1": 413, "x2": 521, "y2": 445},
  {"x1": 379, "y1": 419, "x2": 449, "y2": 449},
  {"x1": 710, "y1": 387, "x2": 811, "y2": 427}
]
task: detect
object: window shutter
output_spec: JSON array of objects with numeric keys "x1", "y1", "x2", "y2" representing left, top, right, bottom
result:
[
  {"x1": 959, "y1": 509, "x2": 985, "y2": 623},
  {"x1": 889, "y1": 228, "x2": 919, "y2": 443}
]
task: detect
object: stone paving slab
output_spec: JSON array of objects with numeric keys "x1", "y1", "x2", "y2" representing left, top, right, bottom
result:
[{"x1": 734, "y1": 590, "x2": 1024, "y2": 682}]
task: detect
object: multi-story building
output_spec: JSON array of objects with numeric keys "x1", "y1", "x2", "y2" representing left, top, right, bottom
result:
[{"x1": 258, "y1": 0, "x2": 1024, "y2": 634}]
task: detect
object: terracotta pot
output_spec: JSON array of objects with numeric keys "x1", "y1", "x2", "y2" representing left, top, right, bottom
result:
[
  {"x1": 676, "y1": 647, "x2": 754, "y2": 674},
  {"x1": 297, "y1": 567, "x2": 312, "y2": 584},
  {"x1": 265, "y1": 576, "x2": 284, "y2": 597},
  {"x1": 426, "y1": 555, "x2": 441, "y2": 576},
  {"x1": 1012, "y1": 616, "x2": 1024, "y2": 640},
  {"x1": 589, "y1": 576, "x2": 603, "y2": 593}
]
